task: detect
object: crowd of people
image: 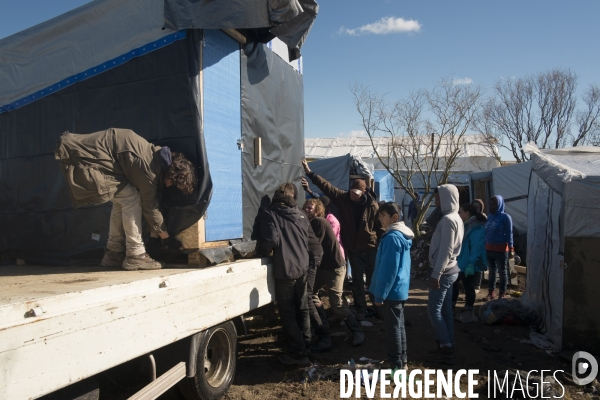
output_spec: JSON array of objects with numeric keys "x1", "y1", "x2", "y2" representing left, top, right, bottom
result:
[
  {"x1": 259, "y1": 160, "x2": 515, "y2": 369},
  {"x1": 55, "y1": 130, "x2": 515, "y2": 369}
]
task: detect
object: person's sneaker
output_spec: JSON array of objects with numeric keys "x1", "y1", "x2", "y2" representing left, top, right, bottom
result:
[
  {"x1": 498, "y1": 291, "x2": 506, "y2": 299},
  {"x1": 278, "y1": 354, "x2": 311, "y2": 366},
  {"x1": 122, "y1": 253, "x2": 163, "y2": 271},
  {"x1": 352, "y1": 331, "x2": 365, "y2": 346},
  {"x1": 474, "y1": 285, "x2": 481, "y2": 294},
  {"x1": 485, "y1": 290, "x2": 496, "y2": 301},
  {"x1": 101, "y1": 249, "x2": 125, "y2": 268},
  {"x1": 459, "y1": 310, "x2": 478, "y2": 323},
  {"x1": 437, "y1": 346, "x2": 456, "y2": 365}
]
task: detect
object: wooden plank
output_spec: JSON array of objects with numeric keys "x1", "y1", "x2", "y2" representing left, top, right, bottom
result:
[
  {"x1": 175, "y1": 218, "x2": 206, "y2": 250},
  {"x1": 199, "y1": 240, "x2": 230, "y2": 249},
  {"x1": 221, "y1": 29, "x2": 247, "y2": 45},
  {"x1": 128, "y1": 362, "x2": 186, "y2": 400},
  {"x1": 0, "y1": 259, "x2": 274, "y2": 400},
  {"x1": 188, "y1": 252, "x2": 208, "y2": 267}
]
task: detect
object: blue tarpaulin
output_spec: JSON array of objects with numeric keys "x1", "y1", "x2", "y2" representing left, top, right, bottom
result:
[{"x1": 374, "y1": 170, "x2": 395, "y2": 202}]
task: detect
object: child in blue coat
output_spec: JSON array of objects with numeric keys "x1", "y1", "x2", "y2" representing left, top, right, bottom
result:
[{"x1": 370, "y1": 202, "x2": 414, "y2": 369}]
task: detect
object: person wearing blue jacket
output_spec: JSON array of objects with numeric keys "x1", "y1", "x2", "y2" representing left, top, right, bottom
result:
[
  {"x1": 370, "y1": 202, "x2": 414, "y2": 370},
  {"x1": 452, "y1": 203, "x2": 487, "y2": 323},
  {"x1": 484, "y1": 195, "x2": 514, "y2": 300}
]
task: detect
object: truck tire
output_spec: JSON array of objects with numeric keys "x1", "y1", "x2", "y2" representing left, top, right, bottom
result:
[{"x1": 179, "y1": 321, "x2": 237, "y2": 400}]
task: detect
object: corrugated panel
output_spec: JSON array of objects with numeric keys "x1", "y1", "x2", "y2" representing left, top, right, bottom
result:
[{"x1": 203, "y1": 30, "x2": 242, "y2": 241}]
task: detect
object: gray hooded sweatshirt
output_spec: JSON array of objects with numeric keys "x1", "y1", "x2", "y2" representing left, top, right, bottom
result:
[{"x1": 428, "y1": 184, "x2": 464, "y2": 279}]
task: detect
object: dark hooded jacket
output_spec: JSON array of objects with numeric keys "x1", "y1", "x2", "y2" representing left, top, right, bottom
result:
[
  {"x1": 305, "y1": 172, "x2": 384, "y2": 252},
  {"x1": 54, "y1": 128, "x2": 167, "y2": 234},
  {"x1": 484, "y1": 195, "x2": 514, "y2": 252},
  {"x1": 309, "y1": 216, "x2": 345, "y2": 270},
  {"x1": 259, "y1": 192, "x2": 310, "y2": 280}
]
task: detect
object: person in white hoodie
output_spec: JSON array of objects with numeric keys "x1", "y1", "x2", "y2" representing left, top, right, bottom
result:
[{"x1": 427, "y1": 185, "x2": 464, "y2": 365}]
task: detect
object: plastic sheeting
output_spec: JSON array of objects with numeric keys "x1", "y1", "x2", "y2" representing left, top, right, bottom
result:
[
  {"x1": 491, "y1": 161, "x2": 531, "y2": 235},
  {"x1": 241, "y1": 42, "x2": 305, "y2": 240},
  {"x1": 522, "y1": 146, "x2": 600, "y2": 350},
  {"x1": 305, "y1": 154, "x2": 374, "y2": 196},
  {"x1": 0, "y1": 0, "x2": 176, "y2": 112},
  {"x1": 203, "y1": 30, "x2": 243, "y2": 241},
  {"x1": 0, "y1": 0, "x2": 318, "y2": 112},
  {"x1": 164, "y1": 0, "x2": 318, "y2": 59},
  {"x1": 0, "y1": 32, "x2": 212, "y2": 264},
  {"x1": 521, "y1": 170, "x2": 564, "y2": 348},
  {"x1": 373, "y1": 170, "x2": 395, "y2": 202}
]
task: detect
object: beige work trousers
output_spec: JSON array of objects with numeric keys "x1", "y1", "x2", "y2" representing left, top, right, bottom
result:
[
  {"x1": 313, "y1": 264, "x2": 352, "y2": 320},
  {"x1": 106, "y1": 183, "x2": 146, "y2": 256}
]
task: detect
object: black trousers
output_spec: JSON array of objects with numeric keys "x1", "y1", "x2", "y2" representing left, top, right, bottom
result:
[
  {"x1": 306, "y1": 255, "x2": 323, "y2": 329},
  {"x1": 452, "y1": 271, "x2": 476, "y2": 309},
  {"x1": 275, "y1": 274, "x2": 310, "y2": 356}
]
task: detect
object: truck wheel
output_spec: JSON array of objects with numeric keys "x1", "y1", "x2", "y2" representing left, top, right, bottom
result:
[{"x1": 179, "y1": 321, "x2": 237, "y2": 400}]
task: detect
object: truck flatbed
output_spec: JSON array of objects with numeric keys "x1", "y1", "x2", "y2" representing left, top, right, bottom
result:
[{"x1": 0, "y1": 259, "x2": 274, "y2": 399}]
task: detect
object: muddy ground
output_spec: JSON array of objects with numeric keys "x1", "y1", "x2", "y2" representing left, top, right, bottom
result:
[
  {"x1": 96, "y1": 277, "x2": 597, "y2": 400},
  {"x1": 220, "y1": 278, "x2": 597, "y2": 400}
]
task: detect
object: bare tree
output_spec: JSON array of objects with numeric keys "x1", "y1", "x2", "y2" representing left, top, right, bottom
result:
[
  {"x1": 573, "y1": 84, "x2": 600, "y2": 147},
  {"x1": 478, "y1": 69, "x2": 582, "y2": 162},
  {"x1": 351, "y1": 77, "x2": 483, "y2": 236}
]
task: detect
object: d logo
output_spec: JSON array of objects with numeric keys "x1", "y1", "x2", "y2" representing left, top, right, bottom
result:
[{"x1": 572, "y1": 351, "x2": 598, "y2": 386}]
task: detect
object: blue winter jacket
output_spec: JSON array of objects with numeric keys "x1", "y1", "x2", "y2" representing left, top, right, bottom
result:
[
  {"x1": 457, "y1": 217, "x2": 487, "y2": 272},
  {"x1": 484, "y1": 195, "x2": 513, "y2": 249},
  {"x1": 370, "y1": 225, "x2": 413, "y2": 303}
]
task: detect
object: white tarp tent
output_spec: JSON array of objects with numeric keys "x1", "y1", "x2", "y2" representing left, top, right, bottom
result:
[
  {"x1": 491, "y1": 161, "x2": 531, "y2": 235},
  {"x1": 521, "y1": 144, "x2": 600, "y2": 351}
]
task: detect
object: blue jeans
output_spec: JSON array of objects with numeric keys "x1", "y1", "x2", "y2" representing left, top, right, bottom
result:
[
  {"x1": 428, "y1": 273, "x2": 458, "y2": 346},
  {"x1": 487, "y1": 251, "x2": 508, "y2": 293},
  {"x1": 383, "y1": 300, "x2": 407, "y2": 368}
]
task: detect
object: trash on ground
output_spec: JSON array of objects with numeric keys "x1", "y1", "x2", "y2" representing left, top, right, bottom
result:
[
  {"x1": 479, "y1": 298, "x2": 541, "y2": 326},
  {"x1": 359, "y1": 357, "x2": 379, "y2": 363}
]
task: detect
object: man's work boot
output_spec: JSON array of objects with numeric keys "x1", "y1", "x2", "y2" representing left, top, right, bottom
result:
[
  {"x1": 101, "y1": 249, "x2": 126, "y2": 268},
  {"x1": 122, "y1": 253, "x2": 163, "y2": 271},
  {"x1": 344, "y1": 314, "x2": 365, "y2": 346}
]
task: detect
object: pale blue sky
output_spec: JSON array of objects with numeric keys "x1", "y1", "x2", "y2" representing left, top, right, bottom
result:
[{"x1": 2, "y1": 0, "x2": 599, "y2": 144}]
